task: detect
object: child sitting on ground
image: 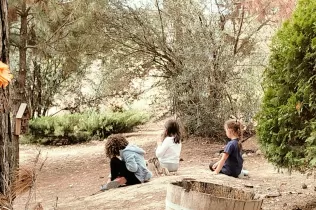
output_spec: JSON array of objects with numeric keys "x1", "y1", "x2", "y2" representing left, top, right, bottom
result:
[
  {"x1": 209, "y1": 119, "x2": 247, "y2": 178},
  {"x1": 100, "y1": 134, "x2": 152, "y2": 191},
  {"x1": 154, "y1": 119, "x2": 182, "y2": 173}
]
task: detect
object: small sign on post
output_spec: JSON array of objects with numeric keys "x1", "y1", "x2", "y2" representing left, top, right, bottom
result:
[{"x1": 15, "y1": 103, "x2": 30, "y2": 135}]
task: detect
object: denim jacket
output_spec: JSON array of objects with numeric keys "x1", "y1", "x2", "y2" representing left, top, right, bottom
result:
[{"x1": 120, "y1": 144, "x2": 152, "y2": 182}]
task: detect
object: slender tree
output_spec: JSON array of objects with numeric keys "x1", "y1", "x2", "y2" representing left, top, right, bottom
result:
[{"x1": 0, "y1": 0, "x2": 17, "y2": 207}]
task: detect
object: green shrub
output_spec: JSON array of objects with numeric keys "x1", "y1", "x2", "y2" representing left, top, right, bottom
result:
[
  {"x1": 26, "y1": 110, "x2": 150, "y2": 145},
  {"x1": 257, "y1": 0, "x2": 316, "y2": 171}
]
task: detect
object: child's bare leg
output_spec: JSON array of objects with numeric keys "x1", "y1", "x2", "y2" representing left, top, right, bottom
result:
[
  {"x1": 147, "y1": 157, "x2": 160, "y2": 177},
  {"x1": 161, "y1": 167, "x2": 170, "y2": 176}
]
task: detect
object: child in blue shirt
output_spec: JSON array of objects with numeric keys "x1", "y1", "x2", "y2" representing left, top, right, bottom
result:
[{"x1": 209, "y1": 119, "x2": 245, "y2": 178}]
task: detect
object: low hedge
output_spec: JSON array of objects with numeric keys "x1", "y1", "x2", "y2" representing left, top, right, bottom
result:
[{"x1": 22, "y1": 110, "x2": 150, "y2": 145}]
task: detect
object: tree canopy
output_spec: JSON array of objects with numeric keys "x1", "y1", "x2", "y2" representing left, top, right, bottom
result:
[{"x1": 257, "y1": 0, "x2": 316, "y2": 171}]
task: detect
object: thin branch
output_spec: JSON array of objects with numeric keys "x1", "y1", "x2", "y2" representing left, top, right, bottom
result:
[
  {"x1": 25, "y1": 7, "x2": 31, "y2": 15},
  {"x1": 234, "y1": 5, "x2": 245, "y2": 55},
  {"x1": 236, "y1": 19, "x2": 270, "y2": 53},
  {"x1": 155, "y1": 0, "x2": 165, "y2": 44},
  {"x1": 43, "y1": 11, "x2": 78, "y2": 45},
  {"x1": 25, "y1": 45, "x2": 37, "y2": 49},
  {"x1": 149, "y1": 74, "x2": 170, "y2": 79},
  {"x1": 14, "y1": 6, "x2": 22, "y2": 15}
]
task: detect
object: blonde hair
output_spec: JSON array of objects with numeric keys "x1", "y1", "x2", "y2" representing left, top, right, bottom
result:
[{"x1": 224, "y1": 119, "x2": 243, "y2": 151}]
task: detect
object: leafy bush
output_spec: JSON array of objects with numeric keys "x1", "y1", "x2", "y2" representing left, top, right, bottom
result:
[
  {"x1": 26, "y1": 110, "x2": 150, "y2": 145},
  {"x1": 257, "y1": 0, "x2": 316, "y2": 171}
]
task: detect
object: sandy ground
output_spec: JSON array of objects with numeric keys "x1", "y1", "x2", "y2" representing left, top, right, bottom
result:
[{"x1": 13, "y1": 121, "x2": 316, "y2": 210}]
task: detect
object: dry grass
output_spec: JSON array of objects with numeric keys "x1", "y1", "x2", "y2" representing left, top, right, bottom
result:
[
  {"x1": 33, "y1": 202, "x2": 44, "y2": 210},
  {"x1": 0, "y1": 193, "x2": 11, "y2": 210},
  {"x1": 13, "y1": 167, "x2": 34, "y2": 197},
  {"x1": 0, "y1": 151, "x2": 47, "y2": 210},
  {"x1": 0, "y1": 167, "x2": 36, "y2": 210}
]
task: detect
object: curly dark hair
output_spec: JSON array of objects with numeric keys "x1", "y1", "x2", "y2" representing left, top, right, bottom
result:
[{"x1": 105, "y1": 134, "x2": 129, "y2": 158}]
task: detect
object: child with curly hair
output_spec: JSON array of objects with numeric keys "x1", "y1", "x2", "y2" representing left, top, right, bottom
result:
[{"x1": 100, "y1": 134, "x2": 152, "y2": 191}]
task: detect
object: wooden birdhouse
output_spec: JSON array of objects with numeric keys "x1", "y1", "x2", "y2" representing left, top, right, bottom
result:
[{"x1": 15, "y1": 103, "x2": 30, "y2": 135}]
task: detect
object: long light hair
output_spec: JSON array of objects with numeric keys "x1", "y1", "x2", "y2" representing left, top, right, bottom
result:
[{"x1": 224, "y1": 119, "x2": 243, "y2": 151}]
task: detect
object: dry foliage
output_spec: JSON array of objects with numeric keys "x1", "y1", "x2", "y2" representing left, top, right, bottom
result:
[
  {"x1": 32, "y1": 202, "x2": 44, "y2": 210},
  {"x1": 13, "y1": 167, "x2": 34, "y2": 197},
  {"x1": 0, "y1": 193, "x2": 11, "y2": 210},
  {"x1": 95, "y1": 0, "x2": 291, "y2": 137},
  {"x1": 0, "y1": 151, "x2": 46, "y2": 210}
]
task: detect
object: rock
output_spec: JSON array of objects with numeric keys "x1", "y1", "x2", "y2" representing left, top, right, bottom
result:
[
  {"x1": 302, "y1": 183, "x2": 307, "y2": 189},
  {"x1": 287, "y1": 191, "x2": 302, "y2": 195},
  {"x1": 243, "y1": 184, "x2": 254, "y2": 188},
  {"x1": 256, "y1": 150, "x2": 262, "y2": 155},
  {"x1": 306, "y1": 172, "x2": 312, "y2": 178},
  {"x1": 247, "y1": 153, "x2": 253, "y2": 156},
  {"x1": 242, "y1": 153, "x2": 247, "y2": 158},
  {"x1": 180, "y1": 158, "x2": 184, "y2": 161},
  {"x1": 265, "y1": 192, "x2": 281, "y2": 198}
]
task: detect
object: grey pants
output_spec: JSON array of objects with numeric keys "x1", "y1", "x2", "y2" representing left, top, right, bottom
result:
[{"x1": 160, "y1": 162, "x2": 179, "y2": 172}]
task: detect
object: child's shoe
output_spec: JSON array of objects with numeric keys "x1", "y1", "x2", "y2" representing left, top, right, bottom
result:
[
  {"x1": 242, "y1": 169, "x2": 249, "y2": 176},
  {"x1": 100, "y1": 181, "x2": 120, "y2": 191},
  {"x1": 238, "y1": 169, "x2": 249, "y2": 178}
]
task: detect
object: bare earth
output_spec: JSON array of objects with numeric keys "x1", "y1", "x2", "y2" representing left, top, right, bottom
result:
[{"x1": 14, "y1": 121, "x2": 316, "y2": 210}]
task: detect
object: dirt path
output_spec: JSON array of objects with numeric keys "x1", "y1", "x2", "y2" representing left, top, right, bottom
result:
[{"x1": 13, "y1": 121, "x2": 316, "y2": 210}]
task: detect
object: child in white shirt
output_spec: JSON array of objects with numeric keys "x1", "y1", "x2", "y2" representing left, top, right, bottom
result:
[{"x1": 156, "y1": 120, "x2": 182, "y2": 172}]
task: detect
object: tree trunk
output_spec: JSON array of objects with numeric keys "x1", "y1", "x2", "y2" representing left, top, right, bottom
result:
[
  {"x1": 11, "y1": 0, "x2": 28, "y2": 170},
  {"x1": 0, "y1": 0, "x2": 16, "y2": 205},
  {"x1": 19, "y1": 0, "x2": 27, "y2": 92},
  {"x1": 166, "y1": 179, "x2": 263, "y2": 210}
]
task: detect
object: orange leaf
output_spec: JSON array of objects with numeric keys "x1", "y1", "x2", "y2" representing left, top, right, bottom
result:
[
  {"x1": 0, "y1": 61, "x2": 13, "y2": 88},
  {"x1": 0, "y1": 61, "x2": 9, "y2": 71},
  {"x1": 296, "y1": 102, "x2": 302, "y2": 111}
]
